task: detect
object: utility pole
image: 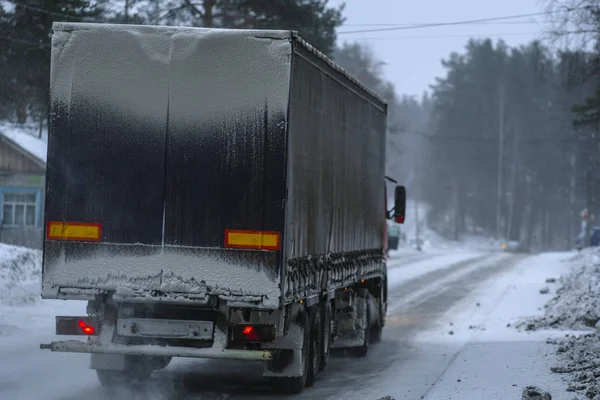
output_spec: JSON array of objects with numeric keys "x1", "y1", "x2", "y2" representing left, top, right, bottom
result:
[
  {"x1": 496, "y1": 80, "x2": 505, "y2": 240},
  {"x1": 124, "y1": 0, "x2": 130, "y2": 23},
  {"x1": 452, "y1": 175, "x2": 459, "y2": 240},
  {"x1": 506, "y1": 128, "x2": 519, "y2": 241}
]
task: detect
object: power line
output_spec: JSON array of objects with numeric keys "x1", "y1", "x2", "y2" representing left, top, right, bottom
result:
[
  {"x1": 342, "y1": 21, "x2": 541, "y2": 28},
  {"x1": 337, "y1": 7, "x2": 590, "y2": 35},
  {"x1": 353, "y1": 32, "x2": 542, "y2": 41},
  {"x1": 395, "y1": 129, "x2": 580, "y2": 144}
]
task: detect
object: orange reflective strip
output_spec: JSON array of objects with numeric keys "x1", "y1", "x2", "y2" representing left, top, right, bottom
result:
[
  {"x1": 47, "y1": 221, "x2": 102, "y2": 242},
  {"x1": 224, "y1": 229, "x2": 281, "y2": 250}
]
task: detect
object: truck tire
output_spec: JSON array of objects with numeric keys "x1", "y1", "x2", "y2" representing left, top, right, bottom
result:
[
  {"x1": 271, "y1": 310, "x2": 310, "y2": 394},
  {"x1": 319, "y1": 300, "x2": 332, "y2": 371}
]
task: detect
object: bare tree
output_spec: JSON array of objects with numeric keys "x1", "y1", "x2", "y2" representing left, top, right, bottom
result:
[{"x1": 542, "y1": 0, "x2": 600, "y2": 49}]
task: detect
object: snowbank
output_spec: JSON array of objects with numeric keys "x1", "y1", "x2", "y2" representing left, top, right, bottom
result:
[
  {"x1": 516, "y1": 249, "x2": 600, "y2": 331},
  {"x1": 513, "y1": 249, "x2": 600, "y2": 399},
  {"x1": 0, "y1": 120, "x2": 48, "y2": 163},
  {"x1": 0, "y1": 243, "x2": 42, "y2": 307}
]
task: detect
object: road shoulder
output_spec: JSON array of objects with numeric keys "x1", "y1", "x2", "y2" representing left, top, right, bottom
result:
[{"x1": 418, "y1": 252, "x2": 579, "y2": 400}]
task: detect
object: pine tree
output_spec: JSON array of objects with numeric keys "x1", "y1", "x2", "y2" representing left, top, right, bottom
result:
[{"x1": 1, "y1": 0, "x2": 103, "y2": 123}]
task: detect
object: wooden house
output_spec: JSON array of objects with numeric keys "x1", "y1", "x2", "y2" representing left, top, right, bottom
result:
[{"x1": 0, "y1": 127, "x2": 46, "y2": 249}]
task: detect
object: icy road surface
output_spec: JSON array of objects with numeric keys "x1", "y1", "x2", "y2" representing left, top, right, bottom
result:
[{"x1": 0, "y1": 249, "x2": 574, "y2": 400}]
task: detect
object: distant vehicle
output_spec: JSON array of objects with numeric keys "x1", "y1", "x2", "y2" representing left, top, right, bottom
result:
[
  {"x1": 575, "y1": 227, "x2": 600, "y2": 250},
  {"x1": 410, "y1": 237, "x2": 425, "y2": 248},
  {"x1": 387, "y1": 223, "x2": 400, "y2": 253},
  {"x1": 39, "y1": 23, "x2": 407, "y2": 394},
  {"x1": 502, "y1": 241, "x2": 529, "y2": 253}
]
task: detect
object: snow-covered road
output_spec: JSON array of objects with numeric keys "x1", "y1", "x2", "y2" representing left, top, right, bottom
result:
[{"x1": 0, "y1": 249, "x2": 575, "y2": 400}]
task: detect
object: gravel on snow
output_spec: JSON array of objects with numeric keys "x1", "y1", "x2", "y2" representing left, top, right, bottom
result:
[{"x1": 516, "y1": 249, "x2": 600, "y2": 400}]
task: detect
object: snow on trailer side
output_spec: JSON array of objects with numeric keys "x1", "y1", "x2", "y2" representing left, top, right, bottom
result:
[
  {"x1": 282, "y1": 36, "x2": 388, "y2": 303},
  {"x1": 43, "y1": 23, "x2": 292, "y2": 308}
]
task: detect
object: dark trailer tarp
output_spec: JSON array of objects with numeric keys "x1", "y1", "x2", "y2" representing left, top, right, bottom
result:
[
  {"x1": 42, "y1": 23, "x2": 387, "y2": 308},
  {"x1": 282, "y1": 39, "x2": 387, "y2": 301}
]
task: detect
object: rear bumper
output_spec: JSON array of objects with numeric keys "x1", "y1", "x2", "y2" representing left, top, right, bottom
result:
[{"x1": 40, "y1": 340, "x2": 272, "y2": 361}]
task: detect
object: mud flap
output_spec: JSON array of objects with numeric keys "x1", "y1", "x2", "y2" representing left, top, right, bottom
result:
[
  {"x1": 263, "y1": 349, "x2": 304, "y2": 377},
  {"x1": 263, "y1": 322, "x2": 304, "y2": 377},
  {"x1": 91, "y1": 353, "x2": 127, "y2": 371},
  {"x1": 331, "y1": 293, "x2": 368, "y2": 348}
]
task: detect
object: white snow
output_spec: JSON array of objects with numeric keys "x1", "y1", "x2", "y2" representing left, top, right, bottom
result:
[
  {"x1": 419, "y1": 252, "x2": 579, "y2": 343},
  {"x1": 2, "y1": 237, "x2": 589, "y2": 399},
  {"x1": 0, "y1": 0, "x2": 14, "y2": 13},
  {"x1": 340, "y1": 251, "x2": 581, "y2": 400},
  {"x1": 393, "y1": 199, "x2": 509, "y2": 253},
  {"x1": 52, "y1": 23, "x2": 292, "y2": 125},
  {"x1": 43, "y1": 246, "x2": 282, "y2": 308},
  {"x1": 388, "y1": 252, "x2": 512, "y2": 314},
  {"x1": 412, "y1": 252, "x2": 580, "y2": 399},
  {"x1": 0, "y1": 243, "x2": 42, "y2": 308},
  {"x1": 0, "y1": 242, "x2": 91, "y2": 398},
  {"x1": 516, "y1": 249, "x2": 600, "y2": 331},
  {"x1": 386, "y1": 250, "x2": 492, "y2": 286},
  {"x1": 0, "y1": 121, "x2": 48, "y2": 163},
  {"x1": 509, "y1": 249, "x2": 600, "y2": 399}
]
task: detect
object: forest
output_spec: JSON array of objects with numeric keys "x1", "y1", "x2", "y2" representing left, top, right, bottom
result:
[{"x1": 2, "y1": 0, "x2": 600, "y2": 250}]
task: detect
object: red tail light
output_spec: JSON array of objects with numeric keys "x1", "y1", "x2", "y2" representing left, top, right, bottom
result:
[
  {"x1": 231, "y1": 324, "x2": 275, "y2": 342},
  {"x1": 56, "y1": 316, "x2": 99, "y2": 336},
  {"x1": 242, "y1": 326, "x2": 260, "y2": 341},
  {"x1": 77, "y1": 320, "x2": 96, "y2": 335}
]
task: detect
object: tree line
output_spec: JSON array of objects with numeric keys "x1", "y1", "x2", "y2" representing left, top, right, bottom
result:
[
  {"x1": 420, "y1": 40, "x2": 595, "y2": 250},
  {"x1": 3, "y1": 0, "x2": 600, "y2": 250},
  {"x1": 397, "y1": 2, "x2": 600, "y2": 250}
]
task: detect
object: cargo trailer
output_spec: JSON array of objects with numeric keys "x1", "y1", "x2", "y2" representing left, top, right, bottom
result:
[{"x1": 40, "y1": 22, "x2": 406, "y2": 394}]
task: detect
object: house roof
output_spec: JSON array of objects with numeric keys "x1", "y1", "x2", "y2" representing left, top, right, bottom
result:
[{"x1": 0, "y1": 122, "x2": 47, "y2": 165}]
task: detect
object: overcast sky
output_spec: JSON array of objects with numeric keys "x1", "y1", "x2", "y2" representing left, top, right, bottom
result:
[{"x1": 330, "y1": 0, "x2": 546, "y2": 97}]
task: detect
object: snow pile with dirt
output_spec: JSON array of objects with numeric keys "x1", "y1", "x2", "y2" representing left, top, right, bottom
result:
[
  {"x1": 514, "y1": 249, "x2": 600, "y2": 399},
  {"x1": 516, "y1": 250, "x2": 600, "y2": 331},
  {"x1": 0, "y1": 243, "x2": 42, "y2": 307},
  {"x1": 546, "y1": 332, "x2": 600, "y2": 399}
]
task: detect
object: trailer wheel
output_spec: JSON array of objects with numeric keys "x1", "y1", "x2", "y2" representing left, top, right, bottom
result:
[
  {"x1": 320, "y1": 300, "x2": 332, "y2": 371},
  {"x1": 271, "y1": 310, "x2": 310, "y2": 394}
]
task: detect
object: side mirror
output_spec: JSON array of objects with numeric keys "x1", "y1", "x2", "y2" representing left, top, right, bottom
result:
[{"x1": 394, "y1": 186, "x2": 406, "y2": 224}]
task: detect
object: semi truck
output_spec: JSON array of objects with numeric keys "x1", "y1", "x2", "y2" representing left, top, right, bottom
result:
[{"x1": 40, "y1": 22, "x2": 406, "y2": 394}]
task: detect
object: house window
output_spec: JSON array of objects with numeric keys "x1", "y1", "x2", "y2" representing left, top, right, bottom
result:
[{"x1": 2, "y1": 193, "x2": 37, "y2": 227}]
